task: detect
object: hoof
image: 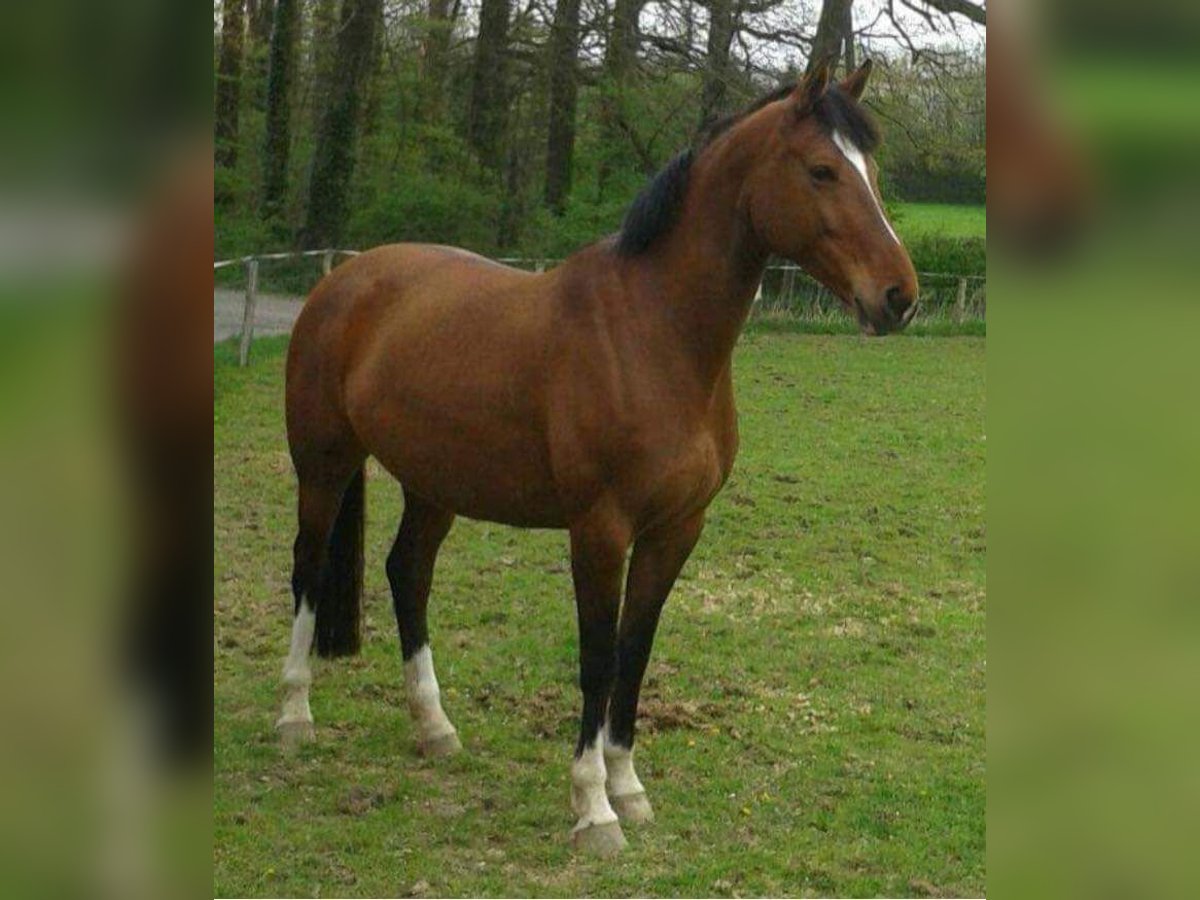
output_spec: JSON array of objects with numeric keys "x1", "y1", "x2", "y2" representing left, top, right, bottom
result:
[
  {"x1": 611, "y1": 792, "x2": 654, "y2": 824},
  {"x1": 277, "y1": 719, "x2": 315, "y2": 751},
  {"x1": 571, "y1": 820, "x2": 627, "y2": 857},
  {"x1": 417, "y1": 731, "x2": 462, "y2": 758}
]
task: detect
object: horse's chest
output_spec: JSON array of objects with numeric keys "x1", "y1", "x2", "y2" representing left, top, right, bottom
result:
[{"x1": 622, "y1": 424, "x2": 733, "y2": 526}]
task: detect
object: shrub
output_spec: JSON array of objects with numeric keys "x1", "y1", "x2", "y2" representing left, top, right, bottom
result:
[{"x1": 905, "y1": 234, "x2": 986, "y2": 277}]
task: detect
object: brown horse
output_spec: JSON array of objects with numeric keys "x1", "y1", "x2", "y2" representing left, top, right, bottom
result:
[{"x1": 277, "y1": 60, "x2": 917, "y2": 855}]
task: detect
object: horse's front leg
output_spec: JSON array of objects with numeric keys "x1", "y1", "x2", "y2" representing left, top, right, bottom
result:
[
  {"x1": 605, "y1": 513, "x2": 706, "y2": 824},
  {"x1": 567, "y1": 507, "x2": 633, "y2": 856}
]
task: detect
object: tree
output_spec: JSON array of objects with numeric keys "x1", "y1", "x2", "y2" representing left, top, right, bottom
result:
[
  {"x1": 544, "y1": 0, "x2": 583, "y2": 214},
  {"x1": 300, "y1": 0, "x2": 385, "y2": 249},
  {"x1": 310, "y1": 0, "x2": 340, "y2": 129},
  {"x1": 247, "y1": 0, "x2": 274, "y2": 42},
  {"x1": 698, "y1": 0, "x2": 736, "y2": 128},
  {"x1": 917, "y1": 0, "x2": 985, "y2": 25},
  {"x1": 261, "y1": 0, "x2": 300, "y2": 222},
  {"x1": 598, "y1": 0, "x2": 645, "y2": 193},
  {"x1": 215, "y1": 0, "x2": 246, "y2": 172},
  {"x1": 420, "y1": 0, "x2": 459, "y2": 122},
  {"x1": 468, "y1": 0, "x2": 512, "y2": 166},
  {"x1": 242, "y1": 0, "x2": 275, "y2": 112},
  {"x1": 809, "y1": 0, "x2": 854, "y2": 74}
]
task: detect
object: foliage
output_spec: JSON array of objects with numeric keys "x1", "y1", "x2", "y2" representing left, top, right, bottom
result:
[
  {"x1": 212, "y1": 7, "x2": 986, "y2": 258},
  {"x1": 905, "y1": 235, "x2": 986, "y2": 277},
  {"x1": 869, "y1": 52, "x2": 986, "y2": 205},
  {"x1": 215, "y1": 332, "x2": 985, "y2": 897},
  {"x1": 347, "y1": 125, "x2": 506, "y2": 253}
]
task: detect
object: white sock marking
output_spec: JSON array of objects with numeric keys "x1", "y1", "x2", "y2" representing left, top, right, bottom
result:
[
  {"x1": 602, "y1": 724, "x2": 646, "y2": 798},
  {"x1": 832, "y1": 131, "x2": 901, "y2": 246},
  {"x1": 278, "y1": 601, "x2": 315, "y2": 726},
  {"x1": 571, "y1": 735, "x2": 619, "y2": 831},
  {"x1": 404, "y1": 645, "x2": 456, "y2": 742}
]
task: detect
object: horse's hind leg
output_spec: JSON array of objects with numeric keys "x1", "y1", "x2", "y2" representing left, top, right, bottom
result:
[
  {"x1": 277, "y1": 459, "x2": 363, "y2": 748},
  {"x1": 386, "y1": 492, "x2": 459, "y2": 757}
]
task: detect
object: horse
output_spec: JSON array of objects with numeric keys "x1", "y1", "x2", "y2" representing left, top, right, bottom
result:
[{"x1": 276, "y1": 59, "x2": 917, "y2": 856}]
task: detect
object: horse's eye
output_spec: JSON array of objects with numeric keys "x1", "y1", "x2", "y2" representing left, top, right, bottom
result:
[{"x1": 810, "y1": 165, "x2": 838, "y2": 184}]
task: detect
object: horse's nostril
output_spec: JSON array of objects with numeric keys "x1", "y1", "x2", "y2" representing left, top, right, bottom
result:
[{"x1": 886, "y1": 286, "x2": 912, "y2": 320}]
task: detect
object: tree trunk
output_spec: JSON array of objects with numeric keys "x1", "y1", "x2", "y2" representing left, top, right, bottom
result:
[
  {"x1": 246, "y1": 0, "x2": 275, "y2": 111},
  {"x1": 248, "y1": 0, "x2": 274, "y2": 42},
  {"x1": 598, "y1": 0, "x2": 643, "y2": 195},
  {"x1": 361, "y1": 0, "x2": 388, "y2": 138},
  {"x1": 260, "y1": 0, "x2": 300, "y2": 222},
  {"x1": 499, "y1": 142, "x2": 526, "y2": 248},
  {"x1": 310, "y1": 0, "x2": 339, "y2": 130},
  {"x1": 215, "y1": 0, "x2": 246, "y2": 172},
  {"x1": 840, "y1": 0, "x2": 856, "y2": 70},
  {"x1": 698, "y1": 0, "x2": 735, "y2": 129},
  {"x1": 544, "y1": 0, "x2": 583, "y2": 214},
  {"x1": 809, "y1": 0, "x2": 853, "y2": 74},
  {"x1": 300, "y1": 0, "x2": 385, "y2": 249},
  {"x1": 468, "y1": 0, "x2": 512, "y2": 167},
  {"x1": 420, "y1": 0, "x2": 456, "y2": 122}
]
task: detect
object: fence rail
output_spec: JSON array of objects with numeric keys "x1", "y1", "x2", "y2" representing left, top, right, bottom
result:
[
  {"x1": 214, "y1": 249, "x2": 361, "y2": 365},
  {"x1": 216, "y1": 250, "x2": 984, "y2": 366}
]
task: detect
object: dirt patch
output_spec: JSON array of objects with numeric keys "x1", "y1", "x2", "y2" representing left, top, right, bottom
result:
[
  {"x1": 636, "y1": 697, "x2": 727, "y2": 733},
  {"x1": 336, "y1": 784, "x2": 395, "y2": 817}
]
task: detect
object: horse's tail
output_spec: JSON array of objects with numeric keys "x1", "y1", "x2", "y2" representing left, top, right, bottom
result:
[{"x1": 315, "y1": 466, "x2": 366, "y2": 658}]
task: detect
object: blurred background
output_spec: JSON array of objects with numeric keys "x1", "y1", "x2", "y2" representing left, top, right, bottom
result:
[
  {"x1": 989, "y1": 1, "x2": 1200, "y2": 898},
  {"x1": 0, "y1": 2, "x2": 211, "y2": 898},
  {"x1": 1, "y1": 0, "x2": 1199, "y2": 896}
]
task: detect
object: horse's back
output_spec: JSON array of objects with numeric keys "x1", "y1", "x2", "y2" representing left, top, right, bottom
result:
[{"x1": 288, "y1": 242, "x2": 539, "y2": 400}]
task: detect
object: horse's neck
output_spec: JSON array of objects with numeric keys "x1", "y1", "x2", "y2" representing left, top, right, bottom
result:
[{"x1": 639, "y1": 160, "x2": 768, "y2": 387}]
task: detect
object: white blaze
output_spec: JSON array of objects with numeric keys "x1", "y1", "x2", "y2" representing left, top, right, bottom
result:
[{"x1": 832, "y1": 131, "x2": 901, "y2": 246}]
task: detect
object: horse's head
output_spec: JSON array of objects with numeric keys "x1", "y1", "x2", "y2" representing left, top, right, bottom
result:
[{"x1": 744, "y1": 60, "x2": 919, "y2": 335}]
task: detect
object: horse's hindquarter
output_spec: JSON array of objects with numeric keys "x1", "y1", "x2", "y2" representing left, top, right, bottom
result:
[{"x1": 335, "y1": 247, "x2": 566, "y2": 525}]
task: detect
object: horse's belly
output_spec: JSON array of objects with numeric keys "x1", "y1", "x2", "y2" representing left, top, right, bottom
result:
[{"x1": 366, "y1": 423, "x2": 568, "y2": 528}]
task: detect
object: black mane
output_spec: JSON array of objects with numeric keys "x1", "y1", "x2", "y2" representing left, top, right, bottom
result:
[
  {"x1": 615, "y1": 150, "x2": 695, "y2": 256},
  {"x1": 616, "y1": 83, "x2": 881, "y2": 257}
]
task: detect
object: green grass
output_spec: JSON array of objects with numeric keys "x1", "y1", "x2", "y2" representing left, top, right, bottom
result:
[
  {"x1": 215, "y1": 332, "x2": 985, "y2": 898},
  {"x1": 893, "y1": 203, "x2": 987, "y2": 241}
]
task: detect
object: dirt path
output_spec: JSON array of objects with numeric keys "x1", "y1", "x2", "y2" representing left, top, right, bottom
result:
[{"x1": 214, "y1": 289, "x2": 304, "y2": 342}]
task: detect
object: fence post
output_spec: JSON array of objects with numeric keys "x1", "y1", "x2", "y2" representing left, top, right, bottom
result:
[
  {"x1": 239, "y1": 258, "x2": 259, "y2": 367},
  {"x1": 954, "y1": 277, "x2": 968, "y2": 323},
  {"x1": 322, "y1": 250, "x2": 334, "y2": 276},
  {"x1": 781, "y1": 267, "x2": 796, "y2": 313}
]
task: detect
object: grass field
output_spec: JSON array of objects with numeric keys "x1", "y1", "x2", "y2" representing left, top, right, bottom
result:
[
  {"x1": 214, "y1": 330, "x2": 985, "y2": 898},
  {"x1": 893, "y1": 203, "x2": 987, "y2": 241}
]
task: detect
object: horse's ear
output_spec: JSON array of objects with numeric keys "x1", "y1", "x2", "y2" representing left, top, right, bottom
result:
[
  {"x1": 841, "y1": 58, "x2": 874, "y2": 102},
  {"x1": 796, "y1": 59, "x2": 832, "y2": 114}
]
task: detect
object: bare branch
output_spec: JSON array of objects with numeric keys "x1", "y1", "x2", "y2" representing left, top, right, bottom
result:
[{"x1": 911, "y1": 0, "x2": 985, "y2": 26}]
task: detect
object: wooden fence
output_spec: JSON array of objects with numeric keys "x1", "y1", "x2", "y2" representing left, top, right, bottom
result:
[
  {"x1": 214, "y1": 249, "x2": 360, "y2": 366},
  {"x1": 215, "y1": 250, "x2": 984, "y2": 366}
]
